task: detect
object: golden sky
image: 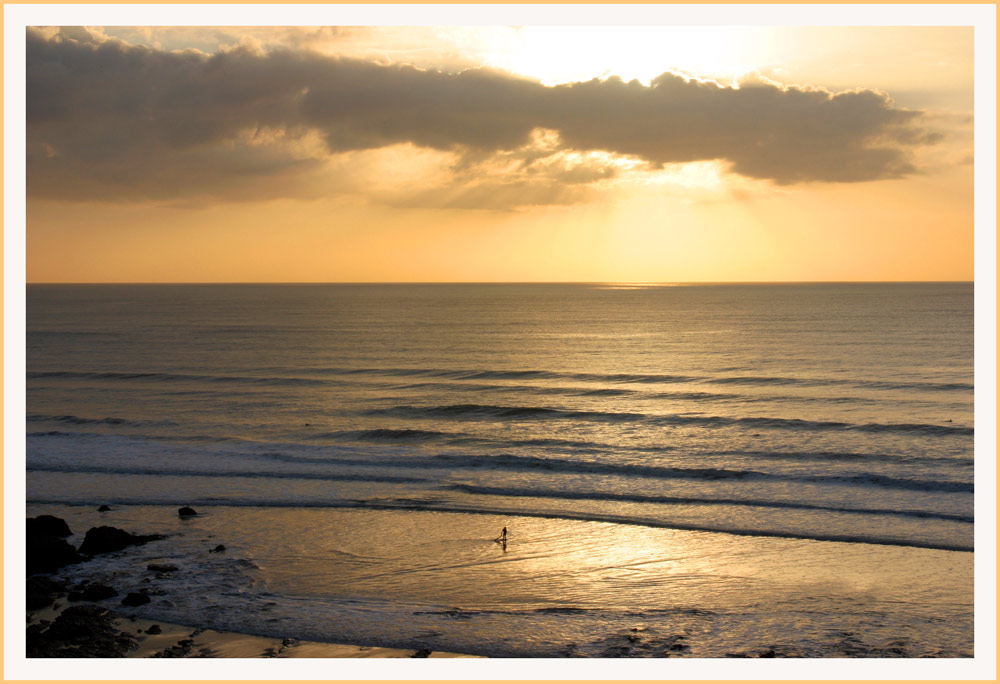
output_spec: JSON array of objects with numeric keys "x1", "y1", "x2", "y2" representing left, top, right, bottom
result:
[{"x1": 25, "y1": 24, "x2": 974, "y2": 282}]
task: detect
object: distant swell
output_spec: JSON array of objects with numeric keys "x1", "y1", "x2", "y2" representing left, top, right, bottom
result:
[
  {"x1": 430, "y1": 453, "x2": 972, "y2": 493},
  {"x1": 446, "y1": 483, "x2": 974, "y2": 523},
  {"x1": 26, "y1": 464, "x2": 429, "y2": 485},
  {"x1": 321, "y1": 428, "x2": 455, "y2": 443},
  {"x1": 26, "y1": 413, "x2": 178, "y2": 427},
  {"x1": 362, "y1": 404, "x2": 972, "y2": 436},
  {"x1": 365, "y1": 404, "x2": 644, "y2": 421},
  {"x1": 308, "y1": 366, "x2": 973, "y2": 392},
  {"x1": 27, "y1": 370, "x2": 325, "y2": 387}
]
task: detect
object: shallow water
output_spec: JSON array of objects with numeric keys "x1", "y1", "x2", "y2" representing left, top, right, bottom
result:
[{"x1": 26, "y1": 283, "x2": 974, "y2": 656}]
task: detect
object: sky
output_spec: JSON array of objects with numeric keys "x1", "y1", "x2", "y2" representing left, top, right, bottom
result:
[{"x1": 25, "y1": 22, "x2": 975, "y2": 283}]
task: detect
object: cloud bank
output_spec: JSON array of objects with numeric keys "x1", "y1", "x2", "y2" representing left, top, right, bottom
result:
[{"x1": 27, "y1": 27, "x2": 939, "y2": 205}]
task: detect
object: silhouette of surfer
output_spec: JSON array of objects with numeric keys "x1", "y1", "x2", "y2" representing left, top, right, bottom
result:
[{"x1": 495, "y1": 526, "x2": 507, "y2": 543}]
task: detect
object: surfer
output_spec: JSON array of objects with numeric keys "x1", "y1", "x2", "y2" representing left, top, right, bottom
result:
[{"x1": 496, "y1": 526, "x2": 507, "y2": 543}]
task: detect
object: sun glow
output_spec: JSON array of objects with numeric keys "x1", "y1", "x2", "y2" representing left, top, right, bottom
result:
[{"x1": 480, "y1": 26, "x2": 765, "y2": 86}]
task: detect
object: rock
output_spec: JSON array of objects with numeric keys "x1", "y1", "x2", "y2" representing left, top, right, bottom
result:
[
  {"x1": 67, "y1": 583, "x2": 118, "y2": 602},
  {"x1": 77, "y1": 526, "x2": 164, "y2": 556},
  {"x1": 153, "y1": 638, "x2": 195, "y2": 658},
  {"x1": 97, "y1": 505, "x2": 112, "y2": 512},
  {"x1": 27, "y1": 536, "x2": 82, "y2": 575},
  {"x1": 411, "y1": 648, "x2": 432, "y2": 658},
  {"x1": 177, "y1": 507, "x2": 198, "y2": 518},
  {"x1": 28, "y1": 604, "x2": 138, "y2": 657},
  {"x1": 146, "y1": 563, "x2": 179, "y2": 573},
  {"x1": 27, "y1": 515, "x2": 72, "y2": 538},
  {"x1": 121, "y1": 592, "x2": 151, "y2": 607},
  {"x1": 147, "y1": 625, "x2": 162, "y2": 635},
  {"x1": 209, "y1": 544, "x2": 226, "y2": 553},
  {"x1": 26, "y1": 515, "x2": 81, "y2": 575},
  {"x1": 26, "y1": 577, "x2": 66, "y2": 610}
]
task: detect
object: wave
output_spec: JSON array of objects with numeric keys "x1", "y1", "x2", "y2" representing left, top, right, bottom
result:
[
  {"x1": 318, "y1": 428, "x2": 455, "y2": 443},
  {"x1": 703, "y1": 375, "x2": 974, "y2": 392},
  {"x1": 298, "y1": 429, "x2": 964, "y2": 465},
  {"x1": 361, "y1": 403, "x2": 972, "y2": 436},
  {"x1": 26, "y1": 413, "x2": 178, "y2": 427},
  {"x1": 445, "y1": 483, "x2": 974, "y2": 523},
  {"x1": 429, "y1": 453, "x2": 972, "y2": 493},
  {"x1": 715, "y1": 449, "x2": 973, "y2": 467},
  {"x1": 27, "y1": 370, "x2": 325, "y2": 387},
  {"x1": 386, "y1": 381, "x2": 742, "y2": 402},
  {"x1": 26, "y1": 464, "x2": 430, "y2": 485},
  {"x1": 25, "y1": 495, "x2": 974, "y2": 553},
  {"x1": 27, "y1": 430, "x2": 97, "y2": 438},
  {"x1": 364, "y1": 404, "x2": 645, "y2": 422},
  {"x1": 27, "y1": 429, "x2": 970, "y2": 494},
  {"x1": 301, "y1": 366, "x2": 973, "y2": 393}
]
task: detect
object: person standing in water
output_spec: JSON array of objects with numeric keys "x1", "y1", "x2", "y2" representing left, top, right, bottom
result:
[{"x1": 496, "y1": 526, "x2": 507, "y2": 542}]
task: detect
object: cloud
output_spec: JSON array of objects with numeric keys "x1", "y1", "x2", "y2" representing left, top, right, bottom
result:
[{"x1": 27, "y1": 27, "x2": 941, "y2": 206}]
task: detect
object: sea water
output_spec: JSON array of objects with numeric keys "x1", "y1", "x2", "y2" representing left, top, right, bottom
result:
[{"x1": 25, "y1": 283, "x2": 974, "y2": 657}]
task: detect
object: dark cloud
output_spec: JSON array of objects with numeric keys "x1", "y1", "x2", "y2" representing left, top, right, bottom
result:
[{"x1": 27, "y1": 27, "x2": 939, "y2": 204}]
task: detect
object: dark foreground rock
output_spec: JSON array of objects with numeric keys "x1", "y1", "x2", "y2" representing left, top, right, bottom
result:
[
  {"x1": 26, "y1": 577, "x2": 67, "y2": 611},
  {"x1": 27, "y1": 536, "x2": 82, "y2": 575},
  {"x1": 121, "y1": 591, "x2": 151, "y2": 607},
  {"x1": 77, "y1": 526, "x2": 165, "y2": 556},
  {"x1": 68, "y1": 582, "x2": 118, "y2": 602},
  {"x1": 27, "y1": 516, "x2": 82, "y2": 575},
  {"x1": 27, "y1": 515, "x2": 72, "y2": 538},
  {"x1": 152, "y1": 638, "x2": 195, "y2": 658},
  {"x1": 27, "y1": 604, "x2": 138, "y2": 657}
]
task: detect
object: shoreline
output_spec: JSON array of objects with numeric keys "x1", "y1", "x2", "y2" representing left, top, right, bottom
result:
[{"x1": 26, "y1": 510, "x2": 483, "y2": 659}]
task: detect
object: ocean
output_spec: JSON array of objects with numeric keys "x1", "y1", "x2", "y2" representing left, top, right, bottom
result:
[{"x1": 25, "y1": 282, "x2": 974, "y2": 657}]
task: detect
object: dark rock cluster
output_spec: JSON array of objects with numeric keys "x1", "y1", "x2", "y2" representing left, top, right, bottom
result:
[
  {"x1": 27, "y1": 516, "x2": 166, "y2": 578},
  {"x1": 26, "y1": 514, "x2": 170, "y2": 658},
  {"x1": 77, "y1": 526, "x2": 165, "y2": 556},
  {"x1": 26, "y1": 604, "x2": 138, "y2": 657}
]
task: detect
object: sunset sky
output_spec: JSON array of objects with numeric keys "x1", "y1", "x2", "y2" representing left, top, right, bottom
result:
[{"x1": 24, "y1": 20, "x2": 976, "y2": 283}]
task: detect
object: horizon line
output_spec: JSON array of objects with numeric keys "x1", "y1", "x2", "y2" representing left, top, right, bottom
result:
[{"x1": 25, "y1": 280, "x2": 975, "y2": 286}]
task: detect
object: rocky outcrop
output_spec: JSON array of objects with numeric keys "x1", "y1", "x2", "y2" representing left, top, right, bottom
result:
[
  {"x1": 26, "y1": 576, "x2": 67, "y2": 611},
  {"x1": 67, "y1": 582, "x2": 118, "y2": 602},
  {"x1": 28, "y1": 536, "x2": 82, "y2": 575},
  {"x1": 26, "y1": 604, "x2": 138, "y2": 657},
  {"x1": 121, "y1": 591, "x2": 151, "y2": 607},
  {"x1": 27, "y1": 515, "x2": 72, "y2": 538},
  {"x1": 177, "y1": 507, "x2": 198, "y2": 518},
  {"x1": 27, "y1": 515, "x2": 82, "y2": 575},
  {"x1": 77, "y1": 526, "x2": 165, "y2": 556}
]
